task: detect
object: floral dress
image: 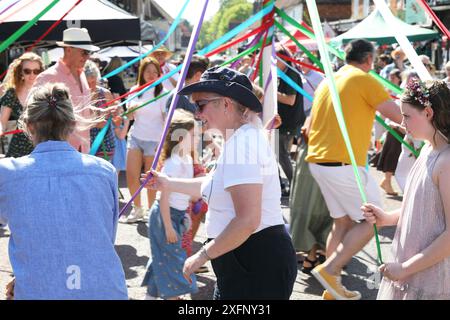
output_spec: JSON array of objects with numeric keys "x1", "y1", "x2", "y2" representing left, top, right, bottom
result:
[
  {"x1": 89, "y1": 87, "x2": 115, "y2": 161},
  {"x1": 1, "y1": 88, "x2": 34, "y2": 157}
]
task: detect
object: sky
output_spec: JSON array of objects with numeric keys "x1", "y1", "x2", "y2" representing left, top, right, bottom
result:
[{"x1": 153, "y1": 0, "x2": 254, "y2": 24}]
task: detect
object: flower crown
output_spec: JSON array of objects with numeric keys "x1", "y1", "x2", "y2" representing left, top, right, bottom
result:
[{"x1": 406, "y1": 79, "x2": 432, "y2": 108}]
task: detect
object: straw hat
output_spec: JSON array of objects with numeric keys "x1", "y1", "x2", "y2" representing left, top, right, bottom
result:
[
  {"x1": 150, "y1": 45, "x2": 173, "y2": 59},
  {"x1": 390, "y1": 47, "x2": 406, "y2": 61},
  {"x1": 56, "y1": 28, "x2": 100, "y2": 52}
]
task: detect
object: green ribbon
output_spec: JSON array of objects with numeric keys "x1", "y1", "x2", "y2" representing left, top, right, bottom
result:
[
  {"x1": 276, "y1": 7, "x2": 403, "y2": 95},
  {"x1": 276, "y1": 6, "x2": 417, "y2": 160},
  {"x1": 376, "y1": 114, "x2": 420, "y2": 157},
  {"x1": 0, "y1": 0, "x2": 60, "y2": 54},
  {"x1": 305, "y1": 0, "x2": 383, "y2": 264},
  {"x1": 274, "y1": 20, "x2": 323, "y2": 69},
  {"x1": 121, "y1": 91, "x2": 172, "y2": 118}
]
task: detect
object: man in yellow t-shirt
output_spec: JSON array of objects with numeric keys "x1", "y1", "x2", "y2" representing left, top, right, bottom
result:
[{"x1": 306, "y1": 39, "x2": 402, "y2": 300}]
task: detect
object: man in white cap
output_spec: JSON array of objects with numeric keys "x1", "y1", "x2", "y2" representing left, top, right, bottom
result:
[{"x1": 32, "y1": 28, "x2": 100, "y2": 153}]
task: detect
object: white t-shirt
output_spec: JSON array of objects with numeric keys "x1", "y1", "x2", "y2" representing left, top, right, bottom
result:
[
  {"x1": 161, "y1": 63, "x2": 180, "y2": 91},
  {"x1": 200, "y1": 124, "x2": 284, "y2": 238},
  {"x1": 127, "y1": 87, "x2": 168, "y2": 141},
  {"x1": 156, "y1": 154, "x2": 194, "y2": 210}
]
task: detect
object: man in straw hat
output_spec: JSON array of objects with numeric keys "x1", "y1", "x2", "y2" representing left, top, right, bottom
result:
[
  {"x1": 32, "y1": 28, "x2": 100, "y2": 153},
  {"x1": 150, "y1": 45, "x2": 179, "y2": 91}
]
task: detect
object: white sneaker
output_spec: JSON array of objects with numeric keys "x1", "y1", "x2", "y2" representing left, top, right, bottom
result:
[{"x1": 120, "y1": 206, "x2": 145, "y2": 223}]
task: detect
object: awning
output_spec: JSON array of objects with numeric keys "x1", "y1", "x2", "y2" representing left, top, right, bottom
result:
[
  {"x1": 0, "y1": 0, "x2": 141, "y2": 44},
  {"x1": 332, "y1": 10, "x2": 439, "y2": 45}
]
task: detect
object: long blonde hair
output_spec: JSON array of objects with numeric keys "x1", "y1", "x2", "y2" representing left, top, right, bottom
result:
[{"x1": 4, "y1": 52, "x2": 44, "y2": 90}]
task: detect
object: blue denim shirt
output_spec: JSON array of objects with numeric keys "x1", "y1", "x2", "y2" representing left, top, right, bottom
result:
[{"x1": 0, "y1": 141, "x2": 128, "y2": 300}]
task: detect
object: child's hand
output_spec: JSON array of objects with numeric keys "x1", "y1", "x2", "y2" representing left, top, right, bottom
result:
[
  {"x1": 96, "y1": 119, "x2": 107, "y2": 129},
  {"x1": 361, "y1": 203, "x2": 389, "y2": 227},
  {"x1": 141, "y1": 169, "x2": 170, "y2": 191},
  {"x1": 379, "y1": 263, "x2": 408, "y2": 282},
  {"x1": 165, "y1": 226, "x2": 178, "y2": 244},
  {"x1": 112, "y1": 116, "x2": 122, "y2": 127}
]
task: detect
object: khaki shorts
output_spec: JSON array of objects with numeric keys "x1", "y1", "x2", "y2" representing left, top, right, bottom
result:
[{"x1": 309, "y1": 163, "x2": 382, "y2": 221}]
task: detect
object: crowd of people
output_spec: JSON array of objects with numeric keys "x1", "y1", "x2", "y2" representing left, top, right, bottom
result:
[{"x1": 0, "y1": 26, "x2": 449, "y2": 300}]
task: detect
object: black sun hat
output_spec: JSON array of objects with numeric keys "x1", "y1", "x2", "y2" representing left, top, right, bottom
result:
[{"x1": 178, "y1": 66, "x2": 262, "y2": 112}]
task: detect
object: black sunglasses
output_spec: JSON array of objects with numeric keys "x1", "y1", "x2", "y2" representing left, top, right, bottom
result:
[
  {"x1": 23, "y1": 68, "x2": 42, "y2": 75},
  {"x1": 194, "y1": 98, "x2": 223, "y2": 112}
]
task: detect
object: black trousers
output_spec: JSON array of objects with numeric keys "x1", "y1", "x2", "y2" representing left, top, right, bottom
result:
[
  {"x1": 210, "y1": 225, "x2": 297, "y2": 300},
  {"x1": 278, "y1": 132, "x2": 295, "y2": 183}
]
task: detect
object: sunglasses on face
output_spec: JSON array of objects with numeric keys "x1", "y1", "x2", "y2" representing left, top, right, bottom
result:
[
  {"x1": 23, "y1": 68, "x2": 42, "y2": 75},
  {"x1": 194, "y1": 97, "x2": 223, "y2": 113}
]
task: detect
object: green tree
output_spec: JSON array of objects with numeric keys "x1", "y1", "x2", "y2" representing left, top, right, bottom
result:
[{"x1": 198, "y1": 0, "x2": 253, "y2": 49}]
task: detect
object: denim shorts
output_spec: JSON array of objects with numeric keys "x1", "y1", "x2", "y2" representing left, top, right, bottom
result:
[{"x1": 127, "y1": 135, "x2": 158, "y2": 157}]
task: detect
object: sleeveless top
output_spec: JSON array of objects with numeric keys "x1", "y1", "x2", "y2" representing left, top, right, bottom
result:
[{"x1": 378, "y1": 143, "x2": 450, "y2": 300}]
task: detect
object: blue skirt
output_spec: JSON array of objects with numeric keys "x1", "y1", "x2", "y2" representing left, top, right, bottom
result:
[{"x1": 142, "y1": 201, "x2": 198, "y2": 298}]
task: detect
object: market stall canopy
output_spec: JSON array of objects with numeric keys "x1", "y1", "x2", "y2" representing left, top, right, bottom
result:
[
  {"x1": 0, "y1": 0, "x2": 141, "y2": 45},
  {"x1": 46, "y1": 45, "x2": 154, "y2": 63},
  {"x1": 281, "y1": 23, "x2": 335, "y2": 53},
  {"x1": 331, "y1": 10, "x2": 439, "y2": 45}
]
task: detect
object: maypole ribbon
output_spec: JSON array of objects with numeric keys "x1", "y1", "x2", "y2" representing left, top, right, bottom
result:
[
  {"x1": 103, "y1": 0, "x2": 191, "y2": 79},
  {"x1": 116, "y1": 4, "x2": 275, "y2": 110},
  {"x1": 119, "y1": 0, "x2": 210, "y2": 218},
  {"x1": 416, "y1": 0, "x2": 450, "y2": 39},
  {"x1": 0, "y1": 0, "x2": 21, "y2": 16},
  {"x1": 1, "y1": 129, "x2": 23, "y2": 136},
  {"x1": 0, "y1": 0, "x2": 33, "y2": 24},
  {"x1": 276, "y1": 7, "x2": 403, "y2": 95},
  {"x1": 0, "y1": 0, "x2": 60, "y2": 54},
  {"x1": 374, "y1": 0, "x2": 432, "y2": 81},
  {"x1": 274, "y1": 20, "x2": 323, "y2": 70},
  {"x1": 277, "y1": 52, "x2": 324, "y2": 74},
  {"x1": 27, "y1": 0, "x2": 84, "y2": 52},
  {"x1": 230, "y1": 27, "x2": 264, "y2": 69},
  {"x1": 277, "y1": 67, "x2": 313, "y2": 101},
  {"x1": 206, "y1": 23, "x2": 268, "y2": 58},
  {"x1": 305, "y1": 0, "x2": 383, "y2": 264},
  {"x1": 89, "y1": 118, "x2": 112, "y2": 156}
]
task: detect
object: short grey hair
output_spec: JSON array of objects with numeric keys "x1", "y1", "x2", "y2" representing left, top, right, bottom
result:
[{"x1": 84, "y1": 60, "x2": 100, "y2": 80}]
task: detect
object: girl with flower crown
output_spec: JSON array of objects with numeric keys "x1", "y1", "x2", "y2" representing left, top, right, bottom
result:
[{"x1": 362, "y1": 79, "x2": 450, "y2": 300}]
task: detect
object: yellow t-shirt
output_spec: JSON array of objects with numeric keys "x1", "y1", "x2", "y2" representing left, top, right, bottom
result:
[{"x1": 306, "y1": 65, "x2": 390, "y2": 166}]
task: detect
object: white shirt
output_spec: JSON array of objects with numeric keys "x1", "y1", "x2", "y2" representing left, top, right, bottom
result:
[
  {"x1": 127, "y1": 87, "x2": 168, "y2": 141},
  {"x1": 156, "y1": 154, "x2": 194, "y2": 210},
  {"x1": 201, "y1": 124, "x2": 284, "y2": 238},
  {"x1": 161, "y1": 63, "x2": 180, "y2": 91}
]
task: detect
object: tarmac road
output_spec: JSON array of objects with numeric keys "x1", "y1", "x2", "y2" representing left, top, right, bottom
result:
[{"x1": 0, "y1": 167, "x2": 402, "y2": 300}]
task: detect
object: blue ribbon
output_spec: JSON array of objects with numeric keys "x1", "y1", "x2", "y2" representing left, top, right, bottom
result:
[
  {"x1": 199, "y1": 3, "x2": 274, "y2": 54},
  {"x1": 277, "y1": 67, "x2": 313, "y2": 102},
  {"x1": 102, "y1": 0, "x2": 191, "y2": 79},
  {"x1": 89, "y1": 118, "x2": 112, "y2": 155},
  {"x1": 116, "y1": 5, "x2": 275, "y2": 108}
]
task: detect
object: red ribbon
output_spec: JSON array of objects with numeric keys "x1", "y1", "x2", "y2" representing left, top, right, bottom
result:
[
  {"x1": 277, "y1": 53, "x2": 324, "y2": 74},
  {"x1": 205, "y1": 24, "x2": 269, "y2": 58},
  {"x1": 416, "y1": 0, "x2": 450, "y2": 39},
  {"x1": 26, "y1": 0, "x2": 84, "y2": 52},
  {"x1": 96, "y1": 78, "x2": 157, "y2": 110},
  {"x1": 252, "y1": 28, "x2": 270, "y2": 82},
  {"x1": 2, "y1": 129, "x2": 23, "y2": 135}
]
